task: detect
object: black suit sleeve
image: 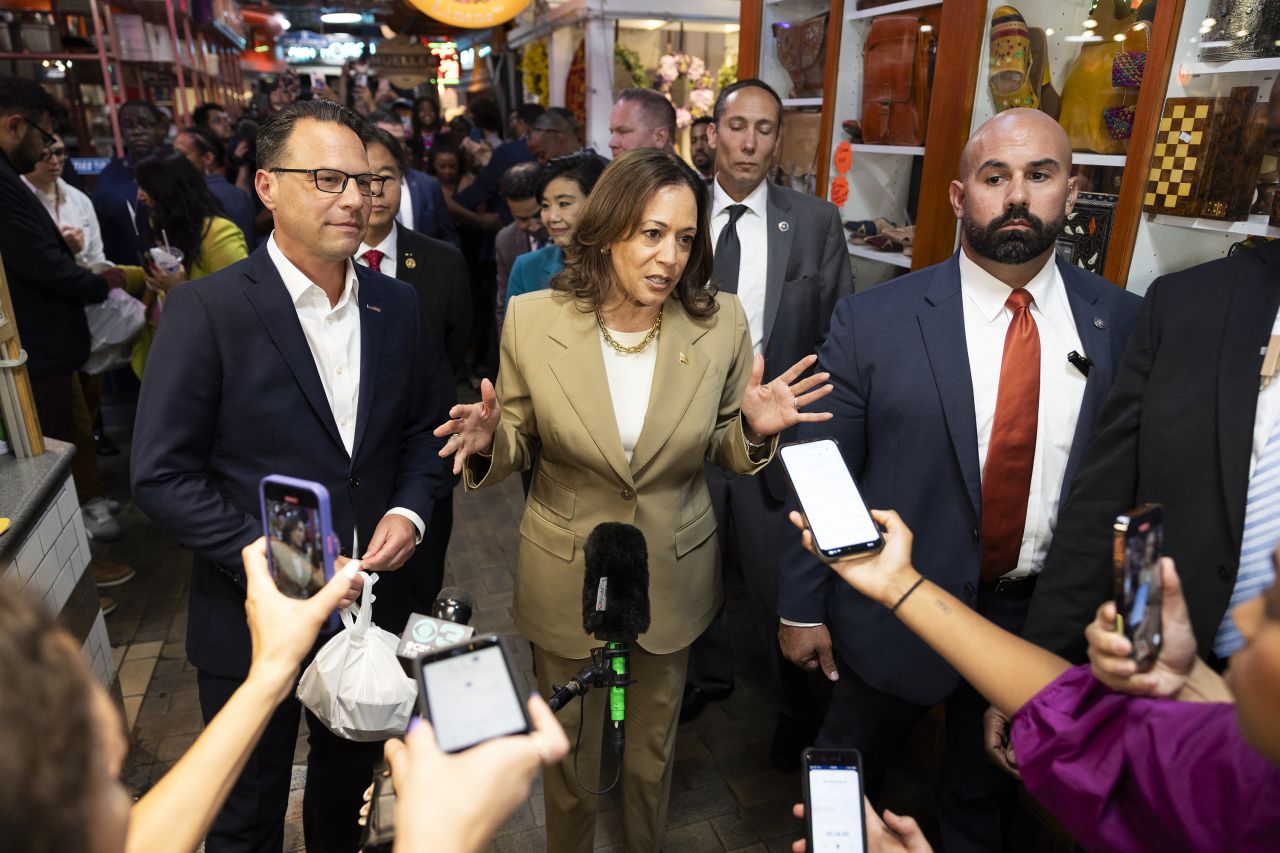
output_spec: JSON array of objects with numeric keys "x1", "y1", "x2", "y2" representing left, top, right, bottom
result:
[
  {"x1": 1024, "y1": 280, "x2": 1162, "y2": 661},
  {"x1": 0, "y1": 173, "x2": 106, "y2": 304},
  {"x1": 130, "y1": 285, "x2": 259, "y2": 573},
  {"x1": 440, "y1": 247, "x2": 472, "y2": 374},
  {"x1": 389, "y1": 293, "x2": 451, "y2": 520},
  {"x1": 817, "y1": 202, "x2": 855, "y2": 347}
]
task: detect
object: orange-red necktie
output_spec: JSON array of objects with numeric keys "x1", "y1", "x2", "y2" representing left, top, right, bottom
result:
[
  {"x1": 362, "y1": 249, "x2": 385, "y2": 274},
  {"x1": 980, "y1": 288, "x2": 1039, "y2": 582}
]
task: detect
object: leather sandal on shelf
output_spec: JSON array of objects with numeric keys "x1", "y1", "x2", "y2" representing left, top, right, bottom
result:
[
  {"x1": 1028, "y1": 26, "x2": 1060, "y2": 119},
  {"x1": 989, "y1": 6, "x2": 1039, "y2": 112},
  {"x1": 844, "y1": 217, "x2": 896, "y2": 244},
  {"x1": 866, "y1": 225, "x2": 915, "y2": 254}
]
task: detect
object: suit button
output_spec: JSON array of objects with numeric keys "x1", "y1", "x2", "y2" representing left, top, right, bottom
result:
[
  {"x1": 620, "y1": 488, "x2": 634, "y2": 501},
  {"x1": 963, "y1": 582, "x2": 975, "y2": 598},
  {"x1": 971, "y1": 529, "x2": 980, "y2": 541},
  {"x1": 349, "y1": 477, "x2": 360, "y2": 490},
  {"x1": 1219, "y1": 564, "x2": 1233, "y2": 581}
]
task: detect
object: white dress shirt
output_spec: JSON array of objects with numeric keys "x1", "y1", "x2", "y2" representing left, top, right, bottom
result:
[
  {"x1": 1250, "y1": 310, "x2": 1280, "y2": 478},
  {"x1": 396, "y1": 176, "x2": 414, "y2": 231},
  {"x1": 266, "y1": 234, "x2": 423, "y2": 545},
  {"x1": 24, "y1": 175, "x2": 107, "y2": 268},
  {"x1": 960, "y1": 250, "x2": 1087, "y2": 578},
  {"x1": 599, "y1": 326, "x2": 659, "y2": 463},
  {"x1": 356, "y1": 227, "x2": 398, "y2": 278},
  {"x1": 710, "y1": 177, "x2": 769, "y2": 354}
]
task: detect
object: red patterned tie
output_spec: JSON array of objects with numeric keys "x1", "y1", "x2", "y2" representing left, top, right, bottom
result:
[
  {"x1": 362, "y1": 249, "x2": 384, "y2": 274},
  {"x1": 980, "y1": 288, "x2": 1040, "y2": 582}
]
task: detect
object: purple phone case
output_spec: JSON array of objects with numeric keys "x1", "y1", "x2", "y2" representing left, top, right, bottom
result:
[{"x1": 259, "y1": 475, "x2": 340, "y2": 622}]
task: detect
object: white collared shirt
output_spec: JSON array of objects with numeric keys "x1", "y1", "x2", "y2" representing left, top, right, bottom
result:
[
  {"x1": 710, "y1": 177, "x2": 769, "y2": 354},
  {"x1": 266, "y1": 234, "x2": 425, "y2": 546},
  {"x1": 356, "y1": 227, "x2": 398, "y2": 279},
  {"x1": 23, "y1": 175, "x2": 107, "y2": 268},
  {"x1": 1250, "y1": 310, "x2": 1280, "y2": 477},
  {"x1": 397, "y1": 176, "x2": 414, "y2": 231},
  {"x1": 959, "y1": 250, "x2": 1088, "y2": 578}
]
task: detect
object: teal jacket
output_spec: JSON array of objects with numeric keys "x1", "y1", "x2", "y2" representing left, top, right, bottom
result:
[{"x1": 506, "y1": 244, "x2": 563, "y2": 301}]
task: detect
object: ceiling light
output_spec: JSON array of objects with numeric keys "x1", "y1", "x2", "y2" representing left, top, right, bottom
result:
[
  {"x1": 1082, "y1": 19, "x2": 1098, "y2": 29},
  {"x1": 320, "y1": 12, "x2": 362, "y2": 25},
  {"x1": 1044, "y1": 27, "x2": 1055, "y2": 36},
  {"x1": 279, "y1": 16, "x2": 291, "y2": 31},
  {"x1": 1113, "y1": 33, "x2": 1126, "y2": 41}
]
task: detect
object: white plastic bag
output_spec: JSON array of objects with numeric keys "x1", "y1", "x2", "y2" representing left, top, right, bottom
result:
[
  {"x1": 82, "y1": 289, "x2": 146, "y2": 375},
  {"x1": 296, "y1": 572, "x2": 417, "y2": 742}
]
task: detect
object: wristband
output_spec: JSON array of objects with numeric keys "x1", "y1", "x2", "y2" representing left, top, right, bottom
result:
[{"x1": 890, "y1": 576, "x2": 925, "y2": 613}]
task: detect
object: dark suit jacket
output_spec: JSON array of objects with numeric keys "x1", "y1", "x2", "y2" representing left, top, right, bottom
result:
[
  {"x1": 204, "y1": 173, "x2": 255, "y2": 249},
  {"x1": 0, "y1": 150, "x2": 107, "y2": 378},
  {"x1": 778, "y1": 253, "x2": 1142, "y2": 705},
  {"x1": 1025, "y1": 241, "x2": 1280, "y2": 663},
  {"x1": 395, "y1": 223, "x2": 471, "y2": 374},
  {"x1": 131, "y1": 246, "x2": 449, "y2": 679},
  {"x1": 455, "y1": 138, "x2": 533, "y2": 224},
  {"x1": 717, "y1": 181, "x2": 854, "y2": 499},
  {"x1": 403, "y1": 169, "x2": 460, "y2": 248}
]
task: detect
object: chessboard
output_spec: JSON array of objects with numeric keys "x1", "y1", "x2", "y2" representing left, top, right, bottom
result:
[{"x1": 1142, "y1": 97, "x2": 1216, "y2": 217}]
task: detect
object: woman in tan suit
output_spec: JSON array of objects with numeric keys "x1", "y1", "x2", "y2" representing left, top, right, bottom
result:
[{"x1": 436, "y1": 149, "x2": 831, "y2": 853}]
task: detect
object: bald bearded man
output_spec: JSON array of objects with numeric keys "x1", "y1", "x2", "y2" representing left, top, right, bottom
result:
[{"x1": 777, "y1": 109, "x2": 1142, "y2": 851}]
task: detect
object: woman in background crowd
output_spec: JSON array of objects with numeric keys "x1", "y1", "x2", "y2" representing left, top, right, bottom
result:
[
  {"x1": 505, "y1": 149, "x2": 608, "y2": 302},
  {"x1": 22, "y1": 130, "x2": 105, "y2": 268},
  {"x1": 408, "y1": 93, "x2": 442, "y2": 171}
]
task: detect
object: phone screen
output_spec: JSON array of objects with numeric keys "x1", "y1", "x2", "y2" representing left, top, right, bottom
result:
[
  {"x1": 808, "y1": 763, "x2": 865, "y2": 853},
  {"x1": 781, "y1": 440, "x2": 881, "y2": 557},
  {"x1": 262, "y1": 483, "x2": 328, "y2": 599},
  {"x1": 1117, "y1": 506, "x2": 1163, "y2": 667},
  {"x1": 419, "y1": 643, "x2": 528, "y2": 752}
]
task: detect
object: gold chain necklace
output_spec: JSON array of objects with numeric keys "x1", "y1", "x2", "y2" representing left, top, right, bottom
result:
[{"x1": 597, "y1": 308, "x2": 662, "y2": 354}]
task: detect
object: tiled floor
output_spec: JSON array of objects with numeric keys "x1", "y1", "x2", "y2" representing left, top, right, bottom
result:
[{"x1": 95, "y1": 391, "x2": 934, "y2": 852}]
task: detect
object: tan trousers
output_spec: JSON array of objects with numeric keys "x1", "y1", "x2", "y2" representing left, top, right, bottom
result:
[{"x1": 534, "y1": 643, "x2": 689, "y2": 853}]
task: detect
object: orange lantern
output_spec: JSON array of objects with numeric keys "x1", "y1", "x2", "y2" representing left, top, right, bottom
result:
[
  {"x1": 833, "y1": 140, "x2": 852, "y2": 175},
  {"x1": 830, "y1": 176, "x2": 849, "y2": 207},
  {"x1": 406, "y1": 0, "x2": 532, "y2": 28}
]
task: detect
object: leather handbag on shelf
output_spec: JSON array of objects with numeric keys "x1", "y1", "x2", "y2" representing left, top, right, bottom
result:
[
  {"x1": 860, "y1": 14, "x2": 937, "y2": 146},
  {"x1": 774, "y1": 110, "x2": 822, "y2": 195},
  {"x1": 1200, "y1": 0, "x2": 1280, "y2": 61},
  {"x1": 1058, "y1": 0, "x2": 1139, "y2": 154},
  {"x1": 774, "y1": 13, "x2": 828, "y2": 99}
]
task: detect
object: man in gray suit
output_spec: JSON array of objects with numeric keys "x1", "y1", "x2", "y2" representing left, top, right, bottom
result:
[{"x1": 684, "y1": 79, "x2": 854, "y2": 770}]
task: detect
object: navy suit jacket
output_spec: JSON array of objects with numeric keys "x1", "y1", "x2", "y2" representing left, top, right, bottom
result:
[
  {"x1": 778, "y1": 253, "x2": 1142, "y2": 705},
  {"x1": 403, "y1": 169, "x2": 460, "y2": 248},
  {"x1": 131, "y1": 246, "x2": 449, "y2": 679}
]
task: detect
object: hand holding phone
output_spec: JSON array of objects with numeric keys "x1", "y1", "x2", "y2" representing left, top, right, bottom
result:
[
  {"x1": 259, "y1": 475, "x2": 338, "y2": 601},
  {"x1": 1112, "y1": 504, "x2": 1163, "y2": 672},
  {"x1": 802, "y1": 747, "x2": 867, "y2": 853},
  {"x1": 780, "y1": 439, "x2": 884, "y2": 563},
  {"x1": 415, "y1": 635, "x2": 531, "y2": 753}
]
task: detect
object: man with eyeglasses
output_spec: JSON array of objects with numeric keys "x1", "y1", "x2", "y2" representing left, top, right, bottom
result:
[
  {"x1": 131, "y1": 99, "x2": 450, "y2": 852},
  {"x1": 91, "y1": 100, "x2": 169, "y2": 265}
]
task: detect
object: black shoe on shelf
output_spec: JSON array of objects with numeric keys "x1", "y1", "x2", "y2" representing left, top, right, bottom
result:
[
  {"x1": 770, "y1": 715, "x2": 817, "y2": 773},
  {"x1": 94, "y1": 429, "x2": 120, "y2": 456},
  {"x1": 679, "y1": 681, "x2": 734, "y2": 724}
]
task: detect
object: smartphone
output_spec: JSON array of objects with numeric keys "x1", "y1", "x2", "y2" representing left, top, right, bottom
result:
[
  {"x1": 358, "y1": 769, "x2": 397, "y2": 853},
  {"x1": 414, "y1": 635, "x2": 532, "y2": 753},
  {"x1": 258, "y1": 475, "x2": 338, "y2": 600},
  {"x1": 780, "y1": 439, "x2": 884, "y2": 562},
  {"x1": 1113, "y1": 503, "x2": 1163, "y2": 672},
  {"x1": 802, "y1": 747, "x2": 867, "y2": 853}
]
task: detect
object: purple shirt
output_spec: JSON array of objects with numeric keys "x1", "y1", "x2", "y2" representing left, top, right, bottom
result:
[{"x1": 1011, "y1": 664, "x2": 1280, "y2": 851}]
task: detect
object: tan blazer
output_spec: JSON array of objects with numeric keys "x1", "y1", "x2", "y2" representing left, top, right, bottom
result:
[{"x1": 465, "y1": 288, "x2": 776, "y2": 658}]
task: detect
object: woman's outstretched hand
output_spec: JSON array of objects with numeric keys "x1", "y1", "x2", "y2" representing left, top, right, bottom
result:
[
  {"x1": 433, "y1": 378, "x2": 501, "y2": 475},
  {"x1": 789, "y1": 508, "x2": 920, "y2": 608},
  {"x1": 740, "y1": 353, "x2": 833, "y2": 440}
]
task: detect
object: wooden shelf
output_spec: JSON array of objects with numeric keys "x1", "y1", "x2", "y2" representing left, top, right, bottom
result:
[
  {"x1": 1179, "y1": 57, "x2": 1280, "y2": 77},
  {"x1": 782, "y1": 97, "x2": 824, "y2": 108},
  {"x1": 1149, "y1": 213, "x2": 1280, "y2": 239},
  {"x1": 848, "y1": 243, "x2": 913, "y2": 268},
  {"x1": 846, "y1": 0, "x2": 940, "y2": 21},
  {"x1": 1073, "y1": 152, "x2": 1127, "y2": 167},
  {"x1": 851, "y1": 143, "x2": 925, "y2": 156}
]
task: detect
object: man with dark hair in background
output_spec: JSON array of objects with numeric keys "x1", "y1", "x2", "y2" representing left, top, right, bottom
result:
[
  {"x1": 494, "y1": 160, "x2": 545, "y2": 330},
  {"x1": 690, "y1": 115, "x2": 714, "y2": 180},
  {"x1": 0, "y1": 76, "x2": 131, "y2": 568},
  {"x1": 193, "y1": 101, "x2": 234, "y2": 143},
  {"x1": 468, "y1": 97, "x2": 504, "y2": 149},
  {"x1": 132, "y1": 99, "x2": 449, "y2": 852},
  {"x1": 683, "y1": 78, "x2": 853, "y2": 773},
  {"x1": 525, "y1": 107, "x2": 580, "y2": 166},
  {"x1": 92, "y1": 100, "x2": 168, "y2": 264},
  {"x1": 368, "y1": 109, "x2": 459, "y2": 247},
  {"x1": 508, "y1": 102, "x2": 544, "y2": 141},
  {"x1": 608, "y1": 87, "x2": 677, "y2": 157},
  {"x1": 174, "y1": 125, "x2": 255, "y2": 247}
]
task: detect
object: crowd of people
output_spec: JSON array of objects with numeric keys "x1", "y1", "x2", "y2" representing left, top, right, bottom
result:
[{"x1": 1, "y1": 63, "x2": 1278, "y2": 853}]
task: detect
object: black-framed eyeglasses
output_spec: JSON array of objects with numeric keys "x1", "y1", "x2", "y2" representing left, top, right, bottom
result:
[
  {"x1": 23, "y1": 117, "x2": 57, "y2": 148},
  {"x1": 269, "y1": 167, "x2": 386, "y2": 197},
  {"x1": 41, "y1": 145, "x2": 66, "y2": 161}
]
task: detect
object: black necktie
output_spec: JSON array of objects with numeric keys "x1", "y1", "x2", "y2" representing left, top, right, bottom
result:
[{"x1": 714, "y1": 204, "x2": 748, "y2": 294}]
